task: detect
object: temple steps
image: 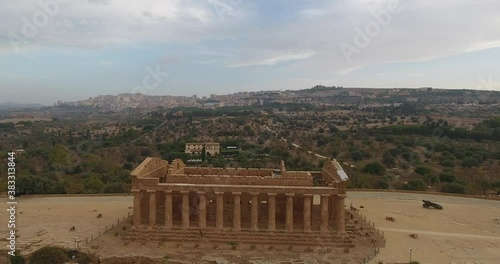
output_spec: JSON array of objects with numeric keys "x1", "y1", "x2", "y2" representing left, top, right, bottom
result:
[{"x1": 121, "y1": 229, "x2": 356, "y2": 248}]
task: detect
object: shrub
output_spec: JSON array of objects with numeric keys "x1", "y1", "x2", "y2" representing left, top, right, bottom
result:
[
  {"x1": 362, "y1": 162, "x2": 386, "y2": 176},
  {"x1": 382, "y1": 153, "x2": 396, "y2": 167},
  {"x1": 414, "y1": 166, "x2": 432, "y2": 175},
  {"x1": 351, "y1": 150, "x2": 364, "y2": 161},
  {"x1": 104, "y1": 183, "x2": 125, "y2": 193},
  {"x1": 10, "y1": 250, "x2": 25, "y2": 264},
  {"x1": 373, "y1": 179, "x2": 389, "y2": 189},
  {"x1": 441, "y1": 182, "x2": 466, "y2": 194},
  {"x1": 29, "y1": 246, "x2": 68, "y2": 264},
  {"x1": 439, "y1": 159, "x2": 455, "y2": 167},
  {"x1": 439, "y1": 172, "x2": 456, "y2": 183},
  {"x1": 423, "y1": 173, "x2": 439, "y2": 185},
  {"x1": 461, "y1": 157, "x2": 480, "y2": 168},
  {"x1": 401, "y1": 179, "x2": 426, "y2": 191}
]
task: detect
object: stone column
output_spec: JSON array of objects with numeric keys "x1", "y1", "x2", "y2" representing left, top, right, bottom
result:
[
  {"x1": 330, "y1": 195, "x2": 336, "y2": 223},
  {"x1": 285, "y1": 193, "x2": 295, "y2": 231},
  {"x1": 320, "y1": 194, "x2": 330, "y2": 231},
  {"x1": 198, "y1": 191, "x2": 207, "y2": 228},
  {"x1": 181, "y1": 191, "x2": 190, "y2": 228},
  {"x1": 164, "y1": 190, "x2": 173, "y2": 228},
  {"x1": 267, "y1": 193, "x2": 277, "y2": 231},
  {"x1": 250, "y1": 192, "x2": 259, "y2": 231},
  {"x1": 335, "y1": 194, "x2": 346, "y2": 232},
  {"x1": 333, "y1": 194, "x2": 340, "y2": 227},
  {"x1": 232, "y1": 192, "x2": 241, "y2": 231},
  {"x1": 215, "y1": 192, "x2": 224, "y2": 229},
  {"x1": 132, "y1": 189, "x2": 141, "y2": 227},
  {"x1": 303, "y1": 194, "x2": 312, "y2": 232},
  {"x1": 147, "y1": 190, "x2": 157, "y2": 226}
]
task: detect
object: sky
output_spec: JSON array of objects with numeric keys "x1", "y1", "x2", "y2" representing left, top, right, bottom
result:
[{"x1": 1, "y1": 0, "x2": 500, "y2": 105}]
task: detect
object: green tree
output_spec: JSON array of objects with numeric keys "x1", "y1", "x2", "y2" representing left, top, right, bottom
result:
[
  {"x1": 401, "y1": 179, "x2": 426, "y2": 191},
  {"x1": 373, "y1": 179, "x2": 389, "y2": 189},
  {"x1": 439, "y1": 159, "x2": 455, "y2": 167},
  {"x1": 83, "y1": 174, "x2": 105, "y2": 193},
  {"x1": 382, "y1": 153, "x2": 396, "y2": 167},
  {"x1": 478, "y1": 179, "x2": 491, "y2": 195},
  {"x1": 49, "y1": 144, "x2": 69, "y2": 167},
  {"x1": 461, "y1": 157, "x2": 480, "y2": 168},
  {"x1": 17, "y1": 175, "x2": 61, "y2": 194},
  {"x1": 362, "y1": 162, "x2": 386, "y2": 176},
  {"x1": 423, "y1": 173, "x2": 439, "y2": 185},
  {"x1": 441, "y1": 182, "x2": 466, "y2": 194},
  {"x1": 64, "y1": 181, "x2": 85, "y2": 194},
  {"x1": 123, "y1": 162, "x2": 134, "y2": 170},
  {"x1": 439, "y1": 172, "x2": 456, "y2": 183},
  {"x1": 414, "y1": 166, "x2": 432, "y2": 175},
  {"x1": 351, "y1": 150, "x2": 364, "y2": 161},
  {"x1": 29, "y1": 246, "x2": 68, "y2": 264},
  {"x1": 104, "y1": 183, "x2": 125, "y2": 193},
  {"x1": 10, "y1": 250, "x2": 25, "y2": 264}
]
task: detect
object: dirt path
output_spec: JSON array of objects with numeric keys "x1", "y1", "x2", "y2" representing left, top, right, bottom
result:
[{"x1": 379, "y1": 227, "x2": 500, "y2": 240}]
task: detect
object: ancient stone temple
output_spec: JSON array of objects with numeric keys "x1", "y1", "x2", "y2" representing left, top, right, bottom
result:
[{"x1": 130, "y1": 158, "x2": 348, "y2": 234}]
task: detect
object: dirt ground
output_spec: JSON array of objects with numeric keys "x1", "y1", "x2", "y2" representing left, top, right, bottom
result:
[
  {"x1": 0, "y1": 193, "x2": 499, "y2": 263},
  {"x1": 346, "y1": 192, "x2": 500, "y2": 264},
  {"x1": 0, "y1": 195, "x2": 133, "y2": 254}
]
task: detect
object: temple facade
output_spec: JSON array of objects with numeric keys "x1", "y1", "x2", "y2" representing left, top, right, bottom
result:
[{"x1": 130, "y1": 158, "x2": 348, "y2": 233}]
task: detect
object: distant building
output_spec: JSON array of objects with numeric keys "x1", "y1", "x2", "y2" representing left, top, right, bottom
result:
[
  {"x1": 204, "y1": 142, "x2": 220, "y2": 156},
  {"x1": 185, "y1": 143, "x2": 205, "y2": 155},
  {"x1": 185, "y1": 142, "x2": 220, "y2": 156}
]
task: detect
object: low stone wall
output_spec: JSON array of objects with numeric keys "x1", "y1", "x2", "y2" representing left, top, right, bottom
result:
[
  {"x1": 165, "y1": 174, "x2": 313, "y2": 186},
  {"x1": 184, "y1": 167, "x2": 273, "y2": 177}
]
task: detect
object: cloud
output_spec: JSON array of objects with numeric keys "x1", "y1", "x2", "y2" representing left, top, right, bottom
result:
[
  {"x1": 98, "y1": 60, "x2": 113, "y2": 65},
  {"x1": 336, "y1": 66, "x2": 362, "y2": 75},
  {"x1": 87, "y1": 0, "x2": 112, "y2": 5},
  {"x1": 299, "y1": 9, "x2": 328, "y2": 18},
  {"x1": 1, "y1": 0, "x2": 500, "y2": 89},
  {"x1": 226, "y1": 51, "x2": 316, "y2": 68}
]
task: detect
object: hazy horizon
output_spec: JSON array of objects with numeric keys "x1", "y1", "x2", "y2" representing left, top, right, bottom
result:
[{"x1": 2, "y1": 0, "x2": 500, "y2": 104}]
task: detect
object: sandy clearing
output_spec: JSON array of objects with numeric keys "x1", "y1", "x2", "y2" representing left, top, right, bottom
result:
[
  {"x1": 0, "y1": 192, "x2": 498, "y2": 264},
  {"x1": 0, "y1": 196, "x2": 133, "y2": 253},
  {"x1": 379, "y1": 227, "x2": 500, "y2": 240},
  {"x1": 346, "y1": 192, "x2": 500, "y2": 264}
]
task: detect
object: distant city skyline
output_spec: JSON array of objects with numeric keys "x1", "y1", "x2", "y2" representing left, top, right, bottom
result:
[{"x1": 1, "y1": 0, "x2": 500, "y2": 104}]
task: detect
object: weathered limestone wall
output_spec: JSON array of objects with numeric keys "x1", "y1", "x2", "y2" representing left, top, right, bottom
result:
[
  {"x1": 165, "y1": 174, "x2": 313, "y2": 186},
  {"x1": 131, "y1": 157, "x2": 348, "y2": 233},
  {"x1": 131, "y1": 157, "x2": 168, "y2": 178},
  {"x1": 184, "y1": 167, "x2": 273, "y2": 177},
  {"x1": 321, "y1": 161, "x2": 338, "y2": 184},
  {"x1": 282, "y1": 171, "x2": 310, "y2": 178},
  {"x1": 136, "y1": 190, "x2": 332, "y2": 231},
  {"x1": 169, "y1": 159, "x2": 186, "y2": 174}
]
